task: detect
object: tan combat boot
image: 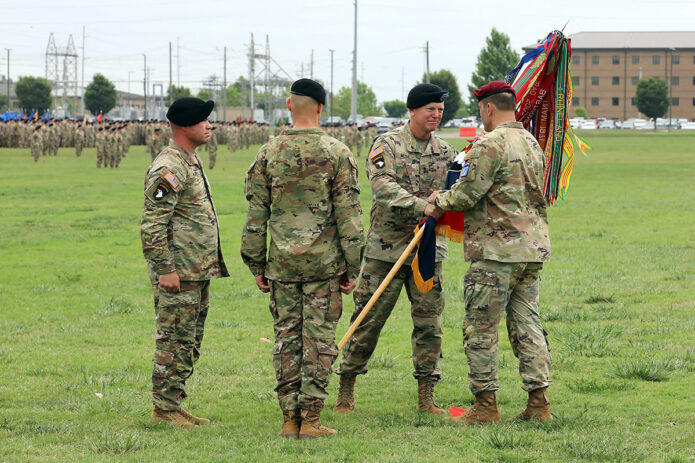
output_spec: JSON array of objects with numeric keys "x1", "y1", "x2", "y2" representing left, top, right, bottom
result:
[
  {"x1": 333, "y1": 375, "x2": 356, "y2": 413},
  {"x1": 448, "y1": 391, "x2": 500, "y2": 424},
  {"x1": 417, "y1": 379, "x2": 446, "y2": 414},
  {"x1": 299, "y1": 409, "x2": 338, "y2": 439},
  {"x1": 278, "y1": 410, "x2": 301, "y2": 439},
  {"x1": 179, "y1": 408, "x2": 210, "y2": 425},
  {"x1": 151, "y1": 408, "x2": 197, "y2": 429},
  {"x1": 515, "y1": 388, "x2": 552, "y2": 421}
]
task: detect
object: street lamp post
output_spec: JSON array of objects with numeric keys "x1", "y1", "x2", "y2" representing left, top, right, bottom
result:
[{"x1": 329, "y1": 49, "x2": 334, "y2": 122}]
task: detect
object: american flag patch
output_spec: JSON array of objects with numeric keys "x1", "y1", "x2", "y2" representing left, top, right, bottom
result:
[
  {"x1": 369, "y1": 146, "x2": 384, "y2": 159},
  {"x1": 163, "y1": 172, "x2": 180, "y2": 189}
]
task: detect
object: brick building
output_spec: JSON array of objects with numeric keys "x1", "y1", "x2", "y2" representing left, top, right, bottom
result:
[{"x1": 525, "y1": 31, "x2": 695, "y2": 120}]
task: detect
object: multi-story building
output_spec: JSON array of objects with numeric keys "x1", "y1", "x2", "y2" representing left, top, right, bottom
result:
[{"x1": 525, "y1": 31, "x2": 695, "y2": 120}]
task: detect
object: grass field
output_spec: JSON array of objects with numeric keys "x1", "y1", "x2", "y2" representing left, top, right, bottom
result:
[{"x1": 1, "y1": 131, "x2": 694, "y2": 462}]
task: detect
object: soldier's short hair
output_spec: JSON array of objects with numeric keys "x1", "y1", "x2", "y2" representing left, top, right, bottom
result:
[{"x1": 481, "y1": 92, "x2": 516, "y2": 111}]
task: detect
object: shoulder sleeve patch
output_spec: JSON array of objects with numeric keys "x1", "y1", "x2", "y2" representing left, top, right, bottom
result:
[{"x1": 369, "y1": 145, "x2": 384, "y2": 159}]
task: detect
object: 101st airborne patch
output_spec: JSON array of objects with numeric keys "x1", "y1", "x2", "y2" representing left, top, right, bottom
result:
[
  {"x1": 148, "y1": 169, "x2": 181, "y2": 201},
  {"x1": 369, "y1": 145, "x2": 385, "y2": 169}
]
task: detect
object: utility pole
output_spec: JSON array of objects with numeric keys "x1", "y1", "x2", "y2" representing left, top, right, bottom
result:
[
  {"x1": 81, "y1": 26, "x2": 86, "y2": 115},
  {"x1": 329, "y1": 49, "x2": 335, "y2": 121},
  {"x1": 169, "y1": 41, "x2": 173, "y2": 99},
  {"x1": 223, "y1": 46, "x2": 227, "y2": 122},
  {"x1": 425, "y1": 41, "x2": 430, "y2": 83},
  {"x1": 4, "y1": 48, "x2": 10, "y2": 109},
  {"x1": 668, "y1": 47, "x2": 675, "y2": 131},
  {"x1": 176, "y1": 37, "x2": 180, "y2": 86},
  {"x1": 310, "y1": 49, "x2": 314, "y2": 79},
  {"x1": 401, "y1": 66, "x2": 405, "y2": 101},
  {"x1": 351, "y1": 0, "x2": 358, "y2": 122},
  {"x1": 249, "y1": 33, "x2": 255, "y2": 121},
  {"x1": 142, "y1": 54, "x2": 147, "y2": 120}
]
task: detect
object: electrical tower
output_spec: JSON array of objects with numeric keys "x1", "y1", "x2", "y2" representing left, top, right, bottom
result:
[
  {"x1": 45, "y1": 33, "x2": 79, "y2": 113},
  {"x1": 247, "y1": 33, "x2": 294, "y2": 123}
]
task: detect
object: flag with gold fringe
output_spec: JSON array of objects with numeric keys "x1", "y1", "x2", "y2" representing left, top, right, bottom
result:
[
  {"x1": 505, "y1": 29, "x2": 591, "y2": 205},
  {"x1": 411, "y1": 217, "x2": 436, "y2": 293}
]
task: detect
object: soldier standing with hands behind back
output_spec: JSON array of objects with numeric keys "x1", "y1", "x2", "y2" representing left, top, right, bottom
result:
[
  {"x1": 241, "y1": 78, "x2": 364, "y2": 439},
  {"x1": 141, "y1": 97, "x2": 228, "y2": 429},
  {"x1": 334, "y1": 83, "x2": 456, "y2": 415},
  {"x1": 429, "y1": 81, "x2": 552, "y2": 423}
]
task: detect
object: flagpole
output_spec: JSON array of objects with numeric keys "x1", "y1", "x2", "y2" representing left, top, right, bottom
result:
[{"x1": 337, "y1": 223, "x2": 427, "y2": 352}]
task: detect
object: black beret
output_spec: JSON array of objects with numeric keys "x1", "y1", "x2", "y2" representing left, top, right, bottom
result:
[
  {"x1": 167, "y1": 97, "x2": 214, "y2": 126},
  {"x1": 407, "y1": 83, "x2": 448, "y2": 109},
  {"x1": 290, "y1": 78, "x2": 326, "y2": 105}
]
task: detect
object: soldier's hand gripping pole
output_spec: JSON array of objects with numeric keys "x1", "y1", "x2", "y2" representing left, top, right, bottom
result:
[{"x1": 337, "y1": 223, "x2": 427, "y2": 352}]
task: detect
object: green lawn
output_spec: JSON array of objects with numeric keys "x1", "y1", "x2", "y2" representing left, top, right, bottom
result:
[{"x1": 1, "y1": 132, "x2": 694, "y2": 462}]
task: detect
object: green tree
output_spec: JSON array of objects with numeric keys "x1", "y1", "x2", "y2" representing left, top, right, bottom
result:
[
  {"x1": 0, "y1": 93, "x2": 8, "y2": 111},
  {"x1": 166, "y1": 85, "x2": 191, "y2": 105},
  {"x1": 15, "y1": 76, "x2": 52, "y2": 112},
  {"x1": 572, "y1": 106, "x2": 588, "y2": 118},
  {"x1": 455, "y1": 106, "x2": 471, "y2": 118},
  {"x1": 84, "y1": 74, "x2": 117, "y2": 115},
  {"x1": 466, "y1": 28, "x2": 519, "y2": 114},
  {"x1": 635, "y1": 77, "x2": 669, "y2": 122},
  {"x1": 333, "y1": 81, "x2": 381, "y2": 119},
  {"x1": 425, "y1": 69, "x2": 462, "y2": 126},
  {"x1": 196, "y1": 89, "x2": 213, "y2": 100},
  {"x1": 383, "y1": 99, "x2": 407, "y2": 118},
  {"x1": 224, "y1": 85, "x2": 242, "y2": 106}
]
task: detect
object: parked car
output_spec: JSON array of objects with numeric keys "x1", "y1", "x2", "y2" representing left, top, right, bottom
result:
[
  {"x1": 680, "y1": 121, "x2": 695, "y2": 130},
  {"x1": 621, "y1": 118, "x2": 647, "y2": 129},
  {"x1": 579, "y1": 119, "x2": 598, "y2": 130},
  {"x1": 599, "y1": 120, "x2": 617, "y2": 129}
]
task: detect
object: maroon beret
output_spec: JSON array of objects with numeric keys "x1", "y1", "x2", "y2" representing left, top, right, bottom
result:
[{"x1": 473, "y1": 81, "x2": 516, "y2": 101}]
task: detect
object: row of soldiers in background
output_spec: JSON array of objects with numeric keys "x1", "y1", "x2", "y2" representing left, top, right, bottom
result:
[
  {"x1": 323, "y1": 123, "x2": 378, "y2": 157},
  {"x1": 2, "y1": 119, "x2": 173, "y2": 149}
]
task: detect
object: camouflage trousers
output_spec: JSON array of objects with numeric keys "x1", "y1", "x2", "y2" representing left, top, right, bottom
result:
[
  {"x1": 208, "y1": 150, "x2": 217, "y2": 170},
  {"x1": 336, "y1": 257, "x2": 444, "y2": 381},
  {"x1": 96, "y1": 149, "x2": 104, "y2": 168},
  {"x1": 269, "y1": 278, "x2": 342, "y2": 412},
  {"x1": 150, "y1": 278, "x2": 210, "y2": 411},
  {"x1": 75, "y1": 145, "x2": 82, "y2": 157},
  {"x1": 463, "y1": 260, "x2": 551, "y2": 395}
]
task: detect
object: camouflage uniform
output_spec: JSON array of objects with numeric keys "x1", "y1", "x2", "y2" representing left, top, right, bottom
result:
[
  {"x1": 241, "y1": 128, "x2": 364, "y2": 413},
  {"x1": 74, "y1": 128, "x2": 85, "y2": 157},
  {"x1": 95, "y1": 130, "x2": 105, "y2": 167},
  {"x1": 30, "y1": 129, "x2": 43, "y2": 162},
  {"x1": 141, "y1": 139, "x2": 229, "y2": 411},
  {"x1": 205, "y1": 130, "x2": 218, "y2": 170},
  {"x1": 433, "y1": 121, "x2": 551, "y2": 395},
  {"x1": 336, "y1": 122, "x2": 456, "y2": 382}
]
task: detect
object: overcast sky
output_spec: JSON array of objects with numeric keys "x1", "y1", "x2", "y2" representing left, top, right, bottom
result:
[{"x1": 2, "y1": 0, "x2": 695, "y2": 104}]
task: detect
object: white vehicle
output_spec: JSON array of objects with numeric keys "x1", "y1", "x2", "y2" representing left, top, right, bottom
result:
[
  {"x1": 459, "y1": 117, "x2": 478, "y2": 127},
  {"x1": 621, "y1": 118, "x2": 647, "y2": 129},
  {"x1": 680, "y1": 121, "x2": 695, "y2": 130},
  {"x1": 579, "y1": 120, "x2": 598, "y2": 130}
]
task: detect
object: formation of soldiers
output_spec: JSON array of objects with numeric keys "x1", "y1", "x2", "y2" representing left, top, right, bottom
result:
[
  {"x1": 323, "y1": 123, "x2": 377, "y2": 157},
  {"x1": 5, "y1": 116, "x2": 380, "y2": 165}
]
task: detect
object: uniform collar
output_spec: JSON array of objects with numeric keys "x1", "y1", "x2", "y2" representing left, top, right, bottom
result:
[
  {"x1": 283, "y1": 127, "x2": 324, "y2": 135},
  {"x1": 496, "y1": 121, "x2": 524, "y2": 130},
  {"x1": 403, "y1": 122, "x2": 440, "y2": 155},
  {"x1": 168, "y1": 138, "x2": 200, "y2": 167}
]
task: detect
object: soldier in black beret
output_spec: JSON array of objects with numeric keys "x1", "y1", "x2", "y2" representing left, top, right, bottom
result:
[{"x1": 142, "y1": 96, "x2": 228, "y2": 429}]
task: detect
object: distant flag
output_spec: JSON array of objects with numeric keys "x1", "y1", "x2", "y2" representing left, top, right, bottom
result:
[
  {"x1": 93, "y1": 114, "x2": 98, "y2": 124},
  {"x1": 82, "y1": 114, "x2": 87, "y2": 124},
  {"x1": 97, "y1": 112, "x2": 103, "y2": 123}
]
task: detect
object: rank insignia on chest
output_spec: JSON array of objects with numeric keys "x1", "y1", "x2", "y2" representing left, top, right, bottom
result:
[
  {"x1": 153, "y1": 182, "x2": 171, "y2": 200},
  {"x1": 461, "y1": 161, "x2": 471, "y2": 177}
]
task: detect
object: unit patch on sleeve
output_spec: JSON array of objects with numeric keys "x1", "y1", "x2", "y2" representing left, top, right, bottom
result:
[
  {"x1": 153, "y1": 182, "x2": 172, "y2": 200},
  {"x1": 369, "y1": 145, "x2": 386, "y2": 169},
  {"x1": 461, "y1": 161, "x2": 471, "y2": 177}
]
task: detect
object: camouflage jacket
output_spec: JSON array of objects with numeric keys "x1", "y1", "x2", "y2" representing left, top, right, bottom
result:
[
  {"x1": 365, "y1": 122, "x2": 456, "y2": 263},
  {"x1": 141, "y1": 139, "x2": 229, "y2": 280},
  {"x1": 434, "y1": 121, "x2": 551, "y2": 263},
  {"x1": 241, "y1": 127, "x2": 364, "y2": 281}
]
